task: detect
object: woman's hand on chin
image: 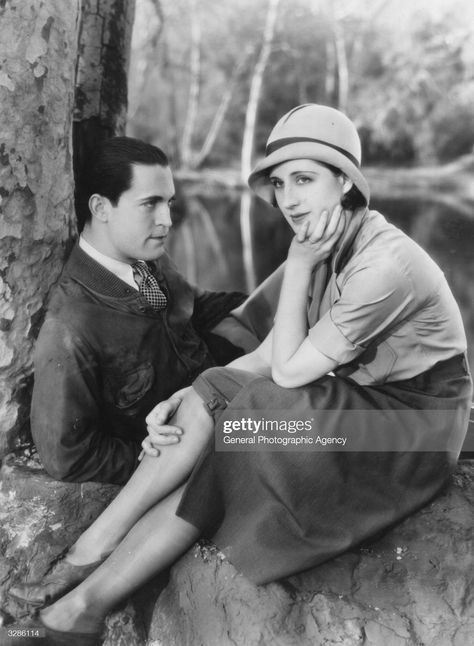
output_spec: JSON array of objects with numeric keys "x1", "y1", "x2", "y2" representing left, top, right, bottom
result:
[{"x1": 288, "y1": 205, "x2": 346, "y2": 269}]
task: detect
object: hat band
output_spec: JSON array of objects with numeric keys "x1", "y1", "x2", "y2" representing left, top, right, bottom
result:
[{"x1": 265, "y1": 137, "x2": 360, "y2": 169}]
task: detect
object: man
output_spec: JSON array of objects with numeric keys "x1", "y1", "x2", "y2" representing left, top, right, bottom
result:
[{"x1": 31, "y1": 137, "x2": 257, "y2": 485}]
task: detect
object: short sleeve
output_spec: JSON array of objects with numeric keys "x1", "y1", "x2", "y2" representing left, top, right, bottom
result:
[{"x1": 308, "y1": 261, "x2": 417, "y2": 364}]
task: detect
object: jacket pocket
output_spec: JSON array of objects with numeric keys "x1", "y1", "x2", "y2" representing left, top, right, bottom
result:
[{"x1": 104, "y1": 362, "x2": 155, "y2": 409}]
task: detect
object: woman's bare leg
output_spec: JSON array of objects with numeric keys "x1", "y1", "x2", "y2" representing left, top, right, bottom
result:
[
  {"x1": 41, "y1": 484, "x2": 200, "y2": 632},
  {"x1": 67, "y1": 388, "x2": 212, "y2": 564}
]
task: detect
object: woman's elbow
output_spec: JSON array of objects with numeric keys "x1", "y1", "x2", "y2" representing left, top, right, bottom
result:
[{"x1": 271, "y1": 366, "x2": 301, "y2": 389}]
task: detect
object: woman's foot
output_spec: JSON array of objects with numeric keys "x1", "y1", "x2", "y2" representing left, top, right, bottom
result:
[
  {"x1": 8, "y1": 554, "x2": 106, "y2": 608},
  {"x1": 40, "y1": 594, "x2": 105, "y2": 634}
]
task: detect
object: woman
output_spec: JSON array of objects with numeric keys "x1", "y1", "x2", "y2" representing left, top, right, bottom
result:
[{"x1": 9, "y1": 104, "x2": 472, "y2": 645}]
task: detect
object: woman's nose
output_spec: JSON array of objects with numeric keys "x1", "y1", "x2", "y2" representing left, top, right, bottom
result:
[{"x1": 282, "y1": 185, "x2": 299, "y2": 209}]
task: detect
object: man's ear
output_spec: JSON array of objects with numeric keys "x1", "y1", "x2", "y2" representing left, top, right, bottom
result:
[{"x1": 88, "y1": 194, "x2": 110, "y2": 222}]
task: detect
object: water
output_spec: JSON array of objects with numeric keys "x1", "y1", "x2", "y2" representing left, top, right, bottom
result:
[{"x1": 168, "y1": 189, "x2": 474, "y2": 369}]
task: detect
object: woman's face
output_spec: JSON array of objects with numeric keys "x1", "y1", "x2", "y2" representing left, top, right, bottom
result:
[{"x1": 269, "y1": 159, "x2": 351, "y2": 234}]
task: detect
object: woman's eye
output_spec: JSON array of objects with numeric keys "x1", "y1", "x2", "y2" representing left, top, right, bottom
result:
[
  {"x1": 270, "y1": 178, "x2": 282, "y2": 189},
  {"x1": 296, "y1": 175, "x2": 311, "y2": 184}
]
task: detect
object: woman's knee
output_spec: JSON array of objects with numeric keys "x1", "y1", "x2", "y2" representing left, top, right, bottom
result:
[{"x1": 178, "y1": 388, "x2": 215, "y2": 431}]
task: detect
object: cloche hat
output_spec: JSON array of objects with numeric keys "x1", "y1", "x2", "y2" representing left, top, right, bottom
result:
[{"x1": 248, "y1": 103, "x2": 370, "y2": 205}]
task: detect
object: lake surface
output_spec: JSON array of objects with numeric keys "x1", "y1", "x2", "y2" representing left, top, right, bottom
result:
[{"x1": 168, "y1": 188, "x2": 474, "y2": 369}]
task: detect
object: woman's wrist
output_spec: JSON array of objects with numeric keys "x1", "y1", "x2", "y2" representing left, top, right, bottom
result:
[{"x1": 286, "y1": 253, "x2": 321, "y2": 273}]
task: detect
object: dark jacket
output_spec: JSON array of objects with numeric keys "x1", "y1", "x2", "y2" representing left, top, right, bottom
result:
[{"x1": 31, "y1": 245, "x2": 246, "y2": 484}]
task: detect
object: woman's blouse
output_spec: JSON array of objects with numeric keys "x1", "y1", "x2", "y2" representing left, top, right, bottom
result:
[{"x1": 307, "y1": 208, "x2": 467, "y2": 384}]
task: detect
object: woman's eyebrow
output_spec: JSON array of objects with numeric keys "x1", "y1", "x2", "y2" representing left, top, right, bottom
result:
[
  {"x1": 289, "y1": 169, "x2": 318, "y2": 176},
  {"x1": 270, "y1": 170, "x2": 318, "y2": 180}
]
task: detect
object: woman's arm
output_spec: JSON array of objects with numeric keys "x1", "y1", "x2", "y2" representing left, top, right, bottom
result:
[
  {"x1": 226, "y1": 329, "x2": 273, "y2": 378},
  {"x1": 272, "y1": 207, "x2": 344, "y2": 388}
]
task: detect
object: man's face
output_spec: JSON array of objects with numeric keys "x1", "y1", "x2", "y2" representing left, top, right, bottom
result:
[{"x1": 103, "y1": 163, "x2": 175, "y2": 263}]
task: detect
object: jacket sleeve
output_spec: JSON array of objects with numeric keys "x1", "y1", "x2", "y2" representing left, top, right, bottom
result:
[
  {"x1": 225, "y1": 263, "x2": 285, "y2": 341},
  {"x1": 191, "y1": 285, "x2": 247, "y2": 333},
  {"x1": 30, "y1": 318, "x2": 141, "y2": 485}
]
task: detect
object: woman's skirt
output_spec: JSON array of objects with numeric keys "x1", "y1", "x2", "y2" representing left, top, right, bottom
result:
[{"x1": 177, "y1": 354, "x2": 472, "y2": 584}]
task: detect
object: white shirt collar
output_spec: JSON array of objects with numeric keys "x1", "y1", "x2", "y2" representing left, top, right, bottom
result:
[{"x1": 79, "y1": 236, "x2": 138, "y2": 290}]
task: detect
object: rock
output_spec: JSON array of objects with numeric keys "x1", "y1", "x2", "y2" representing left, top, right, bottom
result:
[
  {"x1": 148, "y1": 461, "x2": 474, "y2": 646},
  {"x1": 0, "y1": 452, "x2": 120, "y2": 584},
  {"x1": 0, "y1": 452, "x2": 165, "y2": 645},
  {"x1": 1, "y1": 454, "x2": 473, "y2": 646},
  {"x1": 0, "y1": 453, "x2": 120, "y2": 631}
]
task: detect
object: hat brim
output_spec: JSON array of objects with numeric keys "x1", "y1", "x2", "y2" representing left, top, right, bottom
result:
[{"x1": 248, "y1": 142, "x2": 370, "y2": 205}]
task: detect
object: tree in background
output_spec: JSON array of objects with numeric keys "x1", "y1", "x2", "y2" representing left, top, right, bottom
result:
[
  {"x1": 128, "y1": 0, "x2": 474, "y2": 169},
  {"x1": 0, "y1": 0, "x2": 135, "y2": 458}
]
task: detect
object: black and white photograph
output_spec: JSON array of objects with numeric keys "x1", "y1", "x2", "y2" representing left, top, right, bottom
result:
[{"x1": 0, "y1": 1, "x2": 473, "y2": 644}]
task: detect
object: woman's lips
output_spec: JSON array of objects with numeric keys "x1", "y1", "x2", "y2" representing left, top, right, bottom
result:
[{"x1": 289, "y1": 212, "x2": 310, "y2": 224}]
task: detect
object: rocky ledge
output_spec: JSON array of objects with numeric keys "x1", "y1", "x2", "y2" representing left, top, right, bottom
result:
[{"x1": 0, "y1": 453, "x2": 473, "y2": 646}]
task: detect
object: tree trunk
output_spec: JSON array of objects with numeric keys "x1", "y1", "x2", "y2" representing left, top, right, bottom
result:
[
  {"x1": 240, "y1": 0, "x2": 280, "y2": 181},
  {"x1": 195, "y1": 46, "x2": 254, "y2": 169},
  {"x1": 240, "y1": 0, "x2": 280, "y2": 292},
  {"x1": 331, "y1": 3, "x2": 349, "y2": 112},
  {"x1": 0, "y1": 0, "x2": 136, "y2": 458},
  {"x1": 181, "y1": 0, "x2": 201, "y2": 169},
  {"x1": 73, "y1": 0, "x2": 136, "y2": 230},
  {"x1": 0, "y1": 0, "x2": 81, "y2": 457},
  {"x1": 325, "y1": 37, "x2": 337, "y2": 103}
]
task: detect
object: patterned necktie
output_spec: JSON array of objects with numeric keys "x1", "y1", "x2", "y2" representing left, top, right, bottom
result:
[{"x1": 132, "y1": 261, "x2": 167, "y2": 311}]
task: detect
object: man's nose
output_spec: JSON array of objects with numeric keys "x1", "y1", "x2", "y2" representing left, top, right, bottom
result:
[{"x1": 154, "y1": 205, "x2": 172, "y2": 228}]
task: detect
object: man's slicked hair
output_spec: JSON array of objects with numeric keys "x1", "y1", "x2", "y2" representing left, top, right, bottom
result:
[{"x1": 77, "y1": 136, "x2": 169, "y2": 227}]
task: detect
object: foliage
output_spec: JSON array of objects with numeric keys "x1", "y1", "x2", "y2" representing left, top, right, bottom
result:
[{"x1": 127, "y1": 0, "x2": 474, "y2": 167}]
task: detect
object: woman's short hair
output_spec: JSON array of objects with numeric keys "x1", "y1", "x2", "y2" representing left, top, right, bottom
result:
[{"x1": 319, "y1": 161, "x2": 368, "y2": 211}]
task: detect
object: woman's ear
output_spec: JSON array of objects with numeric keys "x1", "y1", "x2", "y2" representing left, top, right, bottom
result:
[
  {"x1": 88, "y1": 194, "x2": 109, "y2": 222},
  {"x1": 341, "y1": 176, "x2": 353, "y2": 195}
]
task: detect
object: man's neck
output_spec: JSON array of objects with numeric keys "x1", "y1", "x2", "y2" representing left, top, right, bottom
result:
[{"x1": 79, "y1": 232, "x2": 137, "y2": 289}]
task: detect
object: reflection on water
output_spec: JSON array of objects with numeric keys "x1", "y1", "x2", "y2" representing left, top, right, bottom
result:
[{"x1": 168, "y1": 189, "x2": 474, "y2": 368}]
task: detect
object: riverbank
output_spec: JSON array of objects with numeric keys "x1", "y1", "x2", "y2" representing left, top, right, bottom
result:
[{"x1": 176, "y1": 154, "x2": 474, "y2": 216}]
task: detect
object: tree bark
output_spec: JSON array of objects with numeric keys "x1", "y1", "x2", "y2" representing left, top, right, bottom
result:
[
  {"x1": 73, "y1": 0, "x2": 136, "y2": 230},
  {"x1": 0, "y1": 0, "x2": 136, "y2": 457},
  {"x1": 0, "y1": 1, "x2": 81, "y2": 456}
]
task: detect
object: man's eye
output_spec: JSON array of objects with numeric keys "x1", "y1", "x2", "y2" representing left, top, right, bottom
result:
[{"x1": 168, "y1": 198, "x2": 176, "y2": 208}]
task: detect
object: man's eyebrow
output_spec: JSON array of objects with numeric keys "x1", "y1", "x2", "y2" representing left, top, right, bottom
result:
[{"x1": 137, "y1": 194, "x2": 176, "y2": 203}]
